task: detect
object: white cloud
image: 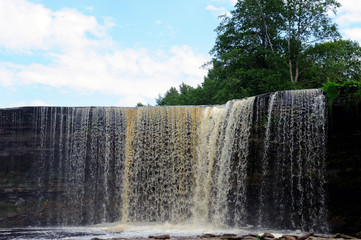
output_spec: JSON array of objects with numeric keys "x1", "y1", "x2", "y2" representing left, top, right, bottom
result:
[
  {"x1": 336, "y1": 0, "x2": 361, "y2": 26},
  {"x1": 85, "y1": 6, "x2": 94, "y2": 13},
  {"x1": 342, "y1": 28, "x2": 361, "y2": 42},
  {"x1": 1, "y1": 46, "x2": 207, "y2": 102},
  {"x1": 0, "y1": 0, "x2": 110, "y2": 53},
  {"x1": 230, "y1": 0, "x2": 237, "y2": 6},
  {"x1": 103, "y1": 17, "x2": 116, "y2": 29},
  {"x1": 0, "y1": 0, "x2": 208, "y2": 107},
  {"x1": 11, "y1": 100, "x2": 53, "y2": 108},
  {"x1": 333, "y1": 0, "x2": 361, "y2": 43},
  {"x1": 206, "y1": 5, "x2": 231, "y2": 17}
]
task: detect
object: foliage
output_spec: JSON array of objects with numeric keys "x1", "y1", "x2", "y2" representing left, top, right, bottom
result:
[
  {"x1": 136, "y1": 102, "x2": 145, "y2": 107},
  {"x1": 156, "y1": 83, "x2": 204, "y2": 106},
  {"x1": 210, "y1": 0, "x2": 340, "y2": 85},
  {"x1": 156, "y1": 0, "x2": 361, "y2": 107},
  {"x1": 303, "y1": 40, "x2": 361, "y2": 87},
  {"x1": 323, "y1": 79, "x2": 361, "y2": 110},
  {"x1": 282, "y1": 0, "x2": 341, "y2": 82},
  {"x1": 323, "y1": 79, "x2": 340, "y2": 109}
]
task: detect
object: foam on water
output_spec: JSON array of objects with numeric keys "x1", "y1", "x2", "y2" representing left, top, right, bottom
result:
[{"x1": 0, "y1": 224, "x2": 305, "y2": 240}]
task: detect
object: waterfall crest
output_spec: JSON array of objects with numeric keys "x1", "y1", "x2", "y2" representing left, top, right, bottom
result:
[{"x1": 0, "y1": 89, "x2": 328, "y2": 231}]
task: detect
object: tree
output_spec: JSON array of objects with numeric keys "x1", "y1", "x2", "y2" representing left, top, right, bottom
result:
[
  {"x1": 303, "y1": 40, "x2": 361, "y2": 86},
  {"x1": 204, "y1": 0, "x2": 296, "y2": 103},
  {"x1": 136, "y1": 102, "x2": 145, "y2": 107},
  {"x1": 156, "y1": 87, "x2": 180, "y2": 106},
  {"x1": 283, "y1": 0, "x2": 341, "y2": 82},
  {"x1": 156, "y1": 0, "x2": 347, "y2": 106},
  {"x1": 212, "y1": 0, "x2": 341, "y2": 84}
]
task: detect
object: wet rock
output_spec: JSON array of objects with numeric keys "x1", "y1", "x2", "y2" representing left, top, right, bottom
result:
[
  {"x1": 223, "y1": 234, "x2": 238, "y2": 237},
  {"x1": 247, "y1": 234, "x2": 257, "y2": 238},
  {"x1": 221, "y1": 234, "x2": 243, "y2": 240},
  {"x1": 281, "y1": 235, "x2": 297, "y2": 240},
  {"x1": 355, "y1": 232, "x2": 361, "y2": 238},
  {"x1": 243, "y1": 236, "x2": 258, "y2": 240},
  {"x1": 331, "y1": 233, "x2": 358, "y2": 239},
  {"x1": 298, "y1": 232, "x2": 313, "y2": 240},
  {"x1": 226, "y1": 236, "x2": 245, "y2": 240},
  {"x1": 6, "y1": 212, "x2": 17, "y2": 218},
  {"x1": 149, "y1": 234, "x2": 171, "y2": 239},
  {"x1": 313, "y1": 234, "x2": 332, "y2": 238},
  {"x1": 262, "y1": 233, "x2": 275, "y2": 239},
  {"x1": 201, "y1": 233, "x2": 218, "y2": 238}
]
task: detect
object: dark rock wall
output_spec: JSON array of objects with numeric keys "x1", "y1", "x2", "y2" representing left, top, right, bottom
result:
[
  {"x1": 326, "y1": 101, "x2": 361, "y2": 234},
  {"x1": 0, "y1": 108, "x2": 40, "y2": 226}
]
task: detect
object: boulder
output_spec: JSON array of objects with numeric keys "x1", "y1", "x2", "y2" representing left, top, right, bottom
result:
[
  {"x1": 331, "y1": 233, "x2": 358, "y2": 239},
  {"x1": 222, "y1": 234, "x2": 238, "y2": 237},
  {"x1": 201, "y1": 233, "x2": 218, "y2": 238},
  {"x1": 262, "y1": 233, "x2": 275, "y2": 239},
  {"x1": 298, "y1": 232, "x2": 314, "y2": 240},
  {"x1": 313, "y1": 234, "x2": 332, "y2": 238},
  {"x1": 221, "y1": 234, "x2": 243, "y2": 240},
  {"x1": 149, "y1": 234, "x2": 171, "y2": 239},
  {"x1": 281, "y1": 235, "x2": 297, "y2": 240},
  {"x1": 243, "y1": 237, "x2": 258, "y2": 240}
]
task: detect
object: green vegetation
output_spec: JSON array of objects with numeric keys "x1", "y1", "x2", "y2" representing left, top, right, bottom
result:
[
  {"x1": 323, "y1": 79, "x2": 339, "y2": 109},
  {"x1": 323, "y1": 80, "x2": 361, "y2": 110},
  {"x1": 157, "y1": 0, "x2": 361, "y2": 106},
  {"x1": 136, "y1": 102, "x2": 145, "y2": 107}
]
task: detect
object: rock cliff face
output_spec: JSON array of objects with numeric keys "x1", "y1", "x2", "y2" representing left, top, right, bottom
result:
[
  {"x1": 326, "y1": 100, "x2": 361, "y2": 234},
  {"x1": 0, "y1": 107, "x2": 40, "y2": 226},
  {"x1": 0, "y1": 90, "x2": 359, "y2": 234}
]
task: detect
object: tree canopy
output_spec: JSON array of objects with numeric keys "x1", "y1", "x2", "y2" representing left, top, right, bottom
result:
[{"x1": 157, "y1": 0, "x2": 361, "y2": 106}]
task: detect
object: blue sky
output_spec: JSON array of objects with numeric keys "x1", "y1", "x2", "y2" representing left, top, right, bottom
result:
[{"x1": 0, "y1": 0, "x2": 360, "y2": 107}]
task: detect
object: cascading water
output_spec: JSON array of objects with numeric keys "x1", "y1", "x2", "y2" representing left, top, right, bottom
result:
[
  {"x1": 192, "y1": 97, "x2": 255, "y2": 227},
  {"x1": 252, "y1": 90, "x2": 328, "y2": 232},
  {"x1": 0, "y1": 89, "x2": 328, "y2": 232}
]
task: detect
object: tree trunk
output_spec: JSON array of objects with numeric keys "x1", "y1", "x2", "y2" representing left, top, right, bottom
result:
[{"x1": 288, "y1": 18, "x2": 294, "y2": 82}]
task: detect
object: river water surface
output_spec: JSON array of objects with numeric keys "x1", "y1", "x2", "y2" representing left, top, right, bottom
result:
[{"x1": 0, "y1": 223, "x2": 305, "y2": 240}]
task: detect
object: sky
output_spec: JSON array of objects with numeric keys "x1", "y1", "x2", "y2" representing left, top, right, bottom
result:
[{"x1": 0, "y1": 0, "x2": 360, "y2": 108}]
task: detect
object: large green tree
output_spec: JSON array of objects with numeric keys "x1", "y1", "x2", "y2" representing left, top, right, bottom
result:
[
  {"x1": 283, "y1": 0, "x2": 340, "y2": 82},
  {"x1": 157, "y1": 0, "x2": 361, "y2": 106},
  {"x1": 212, "y1": 0, "x2": 341, "y2": 86}
]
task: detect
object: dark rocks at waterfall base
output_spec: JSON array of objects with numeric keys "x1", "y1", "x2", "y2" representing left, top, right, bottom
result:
[
  {"x1": 149, "y1": 234, "x2": 171, "y2": 239},
  {"x1": 90, "y1": 232, "x2": 361, "y2": 240}
]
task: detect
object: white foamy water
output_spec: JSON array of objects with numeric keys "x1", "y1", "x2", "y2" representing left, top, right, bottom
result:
[{"x1": 0, "y1": 223, "x2": 305, "y2": 240}]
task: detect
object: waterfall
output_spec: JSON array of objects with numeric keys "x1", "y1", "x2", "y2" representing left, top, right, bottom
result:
[
  {"x1": 192, "y1": 97, "x2": 255, "y2": 227},
  {"x1": 0, "y1": 89, "x2": 328, "y2": 232},
  {"x1": 252, "y1": 90, "x2": 328, "y2": 231}
]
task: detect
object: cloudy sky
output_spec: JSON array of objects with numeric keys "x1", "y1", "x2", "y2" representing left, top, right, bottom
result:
[{"x1": 0, "y1": 0, "x2": 360, "y2": 108}]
